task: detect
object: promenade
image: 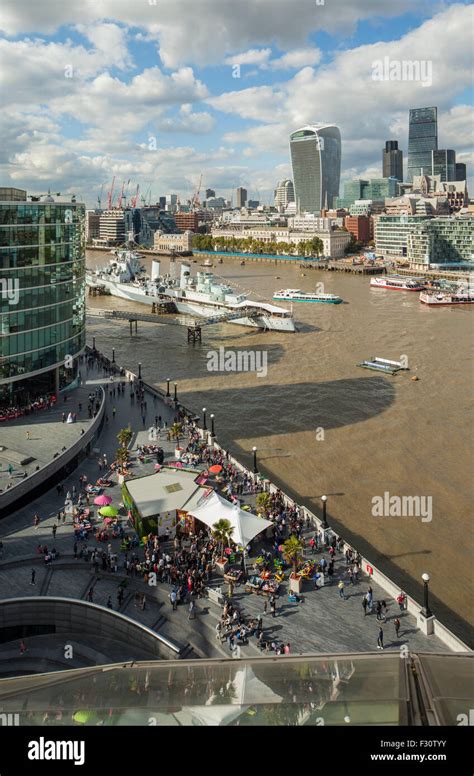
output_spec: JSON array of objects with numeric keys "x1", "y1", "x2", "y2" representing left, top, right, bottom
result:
[{"x1": 0, "y1": 355, "x2": 447, "y2": 661}]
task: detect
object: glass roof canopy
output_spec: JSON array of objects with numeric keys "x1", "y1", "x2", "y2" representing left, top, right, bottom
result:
[{"x1": 0, "y1": 653, "x2": 471, "y2": 726}]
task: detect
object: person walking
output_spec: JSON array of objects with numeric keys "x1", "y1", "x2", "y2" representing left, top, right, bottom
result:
[
  {"x1": 52, "y1": 523, "x2": 57, "y2": 539},
  {"x1": 34, "y1": 514, "x2": 40, "y2": 529},
  {"x1": 377, "y1": 626, "x2": 384, "y2": 650},
  {"x1": 170, "y1": 589, "x2": 178, "y2": 611},
  {"x1": 188, "y1": 600, "x2": 196, "y2": 620},
  {"x1": 338, "y1": 580, "x2": 347, "y2": 600},
  {"x1": 396, "y1": 591, "x2": 406, "y2": 612},
  {"x1": 362, "y1": 596, "x2": 368, "y2": 616},
  {"x1": 263, "y1": 598, "x2": 268, "y2": 615},
  {"x1": 87, "y1": 587, "x2": 94, "y2": 602},
  {"x1": 112, "y1": 406, "x2": 116, "y2": 419},
  {"x1": 30, "y1": 569, "x2": 36, "y2": 585},
  {"x1": 19, "y1": 640, "x2": 27, "y2": 655},
  {"x1": 394, "y1": 617, "x2": 401, "y2": 638}
]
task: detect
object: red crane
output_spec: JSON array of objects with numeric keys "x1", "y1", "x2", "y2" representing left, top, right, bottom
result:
[
  {"x1": 107, "y1": 176, "x2": 116, "y2": 210},
  {"x1": 192, "y1": 174, "x2": 203, "y2": 210},
  {"x1": 117, "y1": 181, "x2": 126, "y2": 209},
  {"x1": 131, "y1": 184, "x2": 140, "y2": 208}
]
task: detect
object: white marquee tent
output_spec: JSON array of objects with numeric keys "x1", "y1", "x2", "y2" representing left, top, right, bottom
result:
[{"x1": 188, "y1": 491, "x2": 273, "y2": 547}]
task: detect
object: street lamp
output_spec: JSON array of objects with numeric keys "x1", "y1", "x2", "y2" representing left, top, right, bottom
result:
[
  {"x1": 210, "y1": 414, "x2": 215, "y2": 438},
  {"x1": 421, "y1": 572, "x2": 432, "y2": 618},
  {"x1": 252, "y1": 446, "x2": 258, "y2": 474},
  {"x1": 174, "y1": 383, "x2": 178, "y2": 404},
  {"x1": 138, "y1": 362, "x2": 142, "y2": 379},
  {"x1": 92, "y1": 336, "x2": 96, "y2": 351},
  {"x1": 321, "y1": 495, "x2": 328, "y2": 529},
  {"x1": 202, "y1": 408, "x2": 207, "y2": 430},
  {"x1": 166, "y1": 378, "x2": 171, "y2": 397},
  {"x1": 112, "y1": 348, "x2": 115, "y2": 363}
]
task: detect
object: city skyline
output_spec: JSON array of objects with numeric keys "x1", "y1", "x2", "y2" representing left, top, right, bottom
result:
[{"x1": 0, "y1": 0, "x2": 472, "y2": 207}]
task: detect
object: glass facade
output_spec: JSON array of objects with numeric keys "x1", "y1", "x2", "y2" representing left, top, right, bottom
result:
[
  {"x1": 337, "y1": 178, "x2": 398, "y2": 209},
  {"x1": 407, "y1": 215, "x2": 474, "y2": 266},
  {"x1": 431, "y1": 149, "x2": 456, "y2": 182},
  {"x1": 375, "y1": 215, "x2": 429, "y2": 259},
  {"x1": 382, "y1": 141, "x2": 403, "y2": 181},
  {"x1": 0, "y1": 199, "x2": 86, "y2": 407},
  {"x1": 290, "y1": 125, "x2": 341, "y2": 214},
  {"x1": 407, "y1": 107, "x2": 438, "y2": 182}
]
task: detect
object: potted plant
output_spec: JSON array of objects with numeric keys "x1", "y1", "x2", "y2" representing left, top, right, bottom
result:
[
  {"x1": 283, "y1": 535, "x2": 305, "y2": 593},
  {"x1": 212, "y1": 518, "x2": 234, "y2": 574},
  {"x1": 170, "y1": 421, "x2": 183, "y2": 459}
]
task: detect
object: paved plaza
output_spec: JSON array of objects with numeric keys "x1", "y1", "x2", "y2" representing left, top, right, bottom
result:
[{"x1": 0, "y1": 359, "x2": 447, "y2": 661}]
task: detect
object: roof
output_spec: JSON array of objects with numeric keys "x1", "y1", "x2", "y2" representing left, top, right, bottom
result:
[{"x1": 125, "y1": 467, "x2": 208, "y2": 518}]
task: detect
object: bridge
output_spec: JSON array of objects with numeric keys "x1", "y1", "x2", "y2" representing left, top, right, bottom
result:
[{"x1": 86, "y1": 306, "x2": 263, "y2": 341}]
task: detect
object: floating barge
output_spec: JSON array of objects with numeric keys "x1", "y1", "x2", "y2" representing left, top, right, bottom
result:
[{"x1": 357, "y1": 357, "x2": 409, "y2": 375}]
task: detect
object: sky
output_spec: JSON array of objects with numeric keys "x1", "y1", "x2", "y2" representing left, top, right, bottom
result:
[{"x1": 0, "y1": 0, "x2": 472, "y2": 207}]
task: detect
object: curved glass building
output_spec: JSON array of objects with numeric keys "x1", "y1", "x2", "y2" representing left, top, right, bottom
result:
[
  {"x1": 290, "y1": 125, "x2": 341, "y2": 214},
  {"x1": 0, "y1": 189, "x2": 86, "y2": 408}
]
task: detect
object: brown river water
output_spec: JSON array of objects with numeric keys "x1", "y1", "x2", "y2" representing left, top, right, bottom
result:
[{"x1": 87, "y1": 250, "x2": 474, "y2": 644}]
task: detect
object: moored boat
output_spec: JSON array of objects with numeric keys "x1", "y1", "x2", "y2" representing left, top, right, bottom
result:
[
  {"x1": 420, "y1": 291, "x2": 474, "y2": 305},
  {"x1": 370, "y1": 275, "x2": 425, "y2": 291},
  {"x1": 273, "y1": 289, "x2": 342, "y2": 303}
]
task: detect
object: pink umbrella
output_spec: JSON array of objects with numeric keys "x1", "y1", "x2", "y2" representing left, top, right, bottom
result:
[
  {"x1": 103, "y1": 517, "x2": 113, "y2": 525},
  {"x1": 94, "y1": 495, "x2": 112, "y2": 506}
]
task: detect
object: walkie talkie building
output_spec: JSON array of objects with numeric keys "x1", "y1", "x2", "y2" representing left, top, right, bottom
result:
[{"x1": 289, "y1": 125, "x2": 341, "y2": 214}]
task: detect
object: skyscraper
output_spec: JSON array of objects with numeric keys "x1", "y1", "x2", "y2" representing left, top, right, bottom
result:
[
  {"x1": 236, "y1": 187, "x2": 247, "y2": 208},
  {"x1": 407, "y1": 107, "x2": 438, "y2": 182},
  {"x1": 432, "y1": 149, "x2": 456, "y2": 182},
  {"x1": 455, "y1": 163, "x2": 467, "y2": 182},
  {"x1": 290, "y1": 125, "x2": 341, "y2": 213},
  {"x1": 274, "y1": 179, "x2": 295, "y2": 209},
  {"x1": 382, "y1": 141, "x2": 403, "y2": 181}
]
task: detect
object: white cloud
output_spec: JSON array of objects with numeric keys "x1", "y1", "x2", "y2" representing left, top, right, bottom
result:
[
  {"x1": 269, "y1": 48, "x2": 322, "y2": 70},
  {"x1": 224, "y1": 48, "x2": 271, "y2": 67}
]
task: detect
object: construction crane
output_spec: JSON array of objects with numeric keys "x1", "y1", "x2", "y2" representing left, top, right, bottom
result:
[
  {"x1": 131, "y1": 184, "x2": 140, "y2": 208},
  {"x1": 97, "y1": 183, "x2": 104, "y2": 210},
  {"x1": 29, "y1": 189, "x2": 61, "y2": 202},
  {"x1": 191, "y1": 174, "x2": 203, "y2": 210},
  {"x1": 107, "y1": 176, "x2": 116, "y2": 210},
  {"x1": 117, "y1": 181, "x2": 126, "y2": 209}
]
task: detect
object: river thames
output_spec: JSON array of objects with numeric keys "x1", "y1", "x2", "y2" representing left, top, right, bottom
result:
[{"x1": 87, "y1": 250, "x2": 473, "y2": 644}]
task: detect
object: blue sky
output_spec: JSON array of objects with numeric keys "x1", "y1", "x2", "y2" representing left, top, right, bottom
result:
[{"x1": 0, "y1": 0, "x2": 472, "y2": 206}]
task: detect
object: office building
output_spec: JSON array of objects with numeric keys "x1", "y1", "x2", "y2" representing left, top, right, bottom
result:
[
  {"x1": 236, "y1": 187, "x2": 247, "y2": 208},
  {"x1": 174, "y1": 212, "x2": 200, "y2": 232},
  {"x1": 375, "y1": 215, "x2": 430, "y2": 260},
  {"x1": 99, "y1": 210, "x2": 126, "y2": 244},
  {"x1": 382, "y1": 141, "x2": 403, "y2": 181},
  {"x1": 407, "y1": 107, "x2": 438, "y2": 182},
  {"x1": 407, "y1": 215, "x2": 474, "y2": 269},
  {"x1": 247, "y1": 200, "x2": 260, "y2": 209},
  {"x1": 344, "y1": 215, "x2": 371, "y2": 244},
  {"x1": 274, "y1": 180, "x2": 295, "y2": 209},
  {"x1": 0, "y1": 189, "x2": 86, "y2": 408},
  {"x1": 455, "y1": 163, "x2": 467, "y2": 182},
  {"x1": 337, "y1": 178, "x2": 398, "y2": 209},
  {"x1": 290, "y1": 124, "x2": 341, "y2": 213},
  {"x1": 432, "y1": 150, "x2": 456, "y2": 182}
]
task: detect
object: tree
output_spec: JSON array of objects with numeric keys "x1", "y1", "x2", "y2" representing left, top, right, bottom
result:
[
  {"x1": 170, "y1": 421, "x2": 183, "y2": 450},
  {"x1": 117, "y1": 425, "x2": 133, "y2": 449},
  {"x1": 310, "y1": 237, "x2": 324, "y2": 258},
  {"x1": 296, "y1": 240, "x2": 306, "y2": 257},
  {"x1": 256, "y1": 492, "x2": 272, "y2": 516},
  {"x1": 212, "y1": 518, "x2": 234, "y2": 559},
  {"x1": 282, "y1": 535, "x2": 304, "y2": 578}
]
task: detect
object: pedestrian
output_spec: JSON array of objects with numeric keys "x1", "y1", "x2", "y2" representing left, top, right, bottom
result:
[
  {"x1": 87, "y1": 587, "x2": 93, "y2": 602},
  {"x1": 34, "y1": 514, "x2": 40, "y2": 529},
  {"x1": 394, "y1": 617, "x2": 401, "y2": 638},
  {"x1": 338, "y1": 580, "x2": 346, "y2": 600},
  {"x1": 19, "y1": 640, "x2": 27, "y2": 655},
  {"x1": 30, "y1": 569, "x2": 36, "y2": 585},
  {"x1": 377, "y1": 626, "x2": 384, "y2": 650},
  {"x1": 396, "y1": 591, "x2": 406, "y2": 611},
  {"x1": 52, "y1": 523, "x2": 57, "y2": 539},
  {"x1": 26, "y1": 430, "x2": 31, "y2": 440},
  {"x1": 270, "y1": 599, "x2": 276, "y2": 618},
  {"x1": 112, "y1": 406, "x2": 116, "y2": 419},
  {"x1": 170, "y1": 589, "x2": 177, "y2": 611},
  {"x1": 107, "y1": 596, "x2": 113, "y2": 609},
  {"x1": 188, "y1": 600, "x2": 196, "y2": 620},
  {"x1": 284, "y1": 643, "x2": 291, "y2": 655},
  {"x1": 362, "y1": 596, "x2": 368, "y2": 616}
]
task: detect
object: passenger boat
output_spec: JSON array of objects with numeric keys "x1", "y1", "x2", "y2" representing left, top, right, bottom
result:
[
  {"x1": 273, "y1": 289, "x2": 342, "y2": 304},
  {"x1": 357, "y1": 357, "x2": 409, "y2": 375},
  {"x1": 370, "y1": 275, "x2": 425, "y2": 291},
  {"x1": 420, "y1": 291, "x2": 474, "y2": 305}
]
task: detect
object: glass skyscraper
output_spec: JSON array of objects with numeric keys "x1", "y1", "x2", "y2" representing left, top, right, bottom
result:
[
  {"x1": 382, "y1": 141, "x2": 403, "y2": 181},
  {"x1": 0, "y1": 189, "x2": 86, "y2": 408},
  {"x1": 431, "y1": 149, "x2": 456, "y2": 182},
  {"x1": 290, "y1": 125, "x2": 341, "y2": 213},
  {"x1": 407, "y1": 107, "x2": 438, "y2": 182}
]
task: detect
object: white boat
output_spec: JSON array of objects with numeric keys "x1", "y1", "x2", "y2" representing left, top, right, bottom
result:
[
  {"x1": 420, "y1": 290, "x2": 474, "y2": 305},
  {"x1": 273, "y1": 289, "x2": 342, "y2": 304},
  {"x1": 86, "y1": 258, "x2": 296, "y2": 332},
  {"x1": 357, "y1": 357, "x2": 409, "y2": 375},
  {"x1": 370, "y1": 275, "x2": 425, "y2": 291}
]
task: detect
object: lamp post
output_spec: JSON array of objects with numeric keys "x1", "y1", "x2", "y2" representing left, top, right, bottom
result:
[
  {"x1": 174, "y1": 383, "x2": 178, "y2": 404},
  {"x1": 210, "y1": 414, "x2": 215, "y2": 439},
  {"x1": 166, "y1": 378, "x2": 170, "y2": 397},
  {"x1": 202, "y1": 408, "x2": 207, "y2": 431},
  {"x1": 321, "y1": 495, "x2": 328, "y2": 529},
  {"x1": 92, "y1": 336, "x2": 96, "y2": 351},
  {"x1": 252, "y1": 446, "x2": 258, "y2": 474},
  {"x1": 138, "y1": 362, "x2": 142, "y2": 379},
  {"x1": 421, "y1": 572, "x2": 432, "y2": 618},
  {"x1": 112, "y1": 348, "x2": 115, "y2": 363}
]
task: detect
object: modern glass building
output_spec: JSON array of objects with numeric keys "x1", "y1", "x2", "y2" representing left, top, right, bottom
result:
[
  {"x1": 431, "y1": 149, "x2": 456, "y2": 182},
  {"x1": 382, "y1": 140, "x2": 403, "y2": 181},
  {"x1": 407, "y1": 107, "x2": 438, "y2": 182},
  {"x1": 407, "y1": 215, "x2": 474, "y2": 268},
  {"x1": 0, "y1": 190, "x2": 86, "y2": 408},
  {"x1": 337, "y1": 178, "x2": 398, "y2": 209},
  {"x1": 375, "y1": 215, "x2": 430, "y2": 260},
  {"x1": 455, "y1": 162, "x2": 467, "y2": 181},
  {"x1": 290, "y1": 125, "x2": 341, "y2": 214}
]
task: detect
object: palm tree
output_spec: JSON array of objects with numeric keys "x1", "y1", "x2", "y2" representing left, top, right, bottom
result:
[
  {"x1": 212, "y1": 519, "x2": 234, "y2": 559},
  {"x1": 282, "y1": 535, "x2": 304, "y2": 578},
  {"x1": 170, "y1": 421, "x2": 183, "y2": 450},
  {"x1": 256, "y1": 492, "x2": 272, "y2": 516},
  {"x1": 117, "y1": 425, "x2": 133, "y2": 449}
]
